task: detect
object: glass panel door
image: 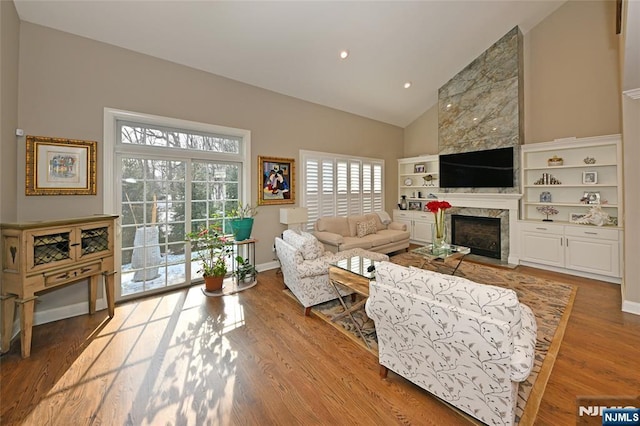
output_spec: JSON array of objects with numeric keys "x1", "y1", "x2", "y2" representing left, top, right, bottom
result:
[{"x1": 120, "y1": 157, "x2": 187, "y2": 297}]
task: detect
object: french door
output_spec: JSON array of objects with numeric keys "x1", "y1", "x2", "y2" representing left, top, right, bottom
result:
[{"x1": 105, "y1": 109, "x2": 251, "y2": 301}]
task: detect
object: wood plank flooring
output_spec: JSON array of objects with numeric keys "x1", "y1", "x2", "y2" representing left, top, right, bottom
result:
[{"x1": 1, "y1": 264, "x2": 639, "y2": 425}]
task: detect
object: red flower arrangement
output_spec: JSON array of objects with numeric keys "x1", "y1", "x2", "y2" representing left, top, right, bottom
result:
[{"x1": 426, "y1": 200, "x2": 452, "y2": 243}]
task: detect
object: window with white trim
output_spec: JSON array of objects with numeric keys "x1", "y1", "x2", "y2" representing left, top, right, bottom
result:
[{"x1": 301, "y1": 150, "x2": 384, "y2": 230}]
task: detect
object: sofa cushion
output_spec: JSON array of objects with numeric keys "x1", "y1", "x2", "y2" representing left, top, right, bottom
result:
[
  {"x1": 347, "y1": 215, "x2": 369, "y2": 237},
  {"x1": 365, "y1": 213, "x2": 387, "y2": 231},
  {"x1": 377, "y1": 229, "x2": 411, "y2": 243},
  {"x1": 316, "y1": 216, "x2": 350, "y2": 237},
  {"x1": 339, "y1": 236, "x2": 374, "y2": 251},
  {"x1": 283, "y1": 230, "x2": 324, "y2": 260},
  {"x1": 356, "y1": 219, "x2": 377, "y2": 238},
  {"x1": 375, "y1": 262, "x2": 522, "y2": 331}
]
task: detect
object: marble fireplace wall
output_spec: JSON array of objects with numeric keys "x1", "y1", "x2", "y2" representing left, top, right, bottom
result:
[{"x1": 438, "y1": 26, "x2": 523, "y2": 194}]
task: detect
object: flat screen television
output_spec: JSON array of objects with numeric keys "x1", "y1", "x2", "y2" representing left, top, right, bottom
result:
[{"x1": 439, "y1": 147, "x2": 514, "y2": 188}]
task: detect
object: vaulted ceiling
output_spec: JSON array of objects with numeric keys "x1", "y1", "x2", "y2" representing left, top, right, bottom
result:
[{"x1": 13, "y1": 1, "x2": 567, "y2": 127}]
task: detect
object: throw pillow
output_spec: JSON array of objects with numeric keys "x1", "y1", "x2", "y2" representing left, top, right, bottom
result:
[
  {"x1": 356, "y1": 219, "x2": 377, "y2": 238},
  {"x1": 298, "y1": 233, "x2": 325, "y2": 260}
]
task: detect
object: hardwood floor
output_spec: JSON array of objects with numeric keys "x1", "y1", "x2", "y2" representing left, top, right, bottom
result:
[{"x1": 1, "y1": 265, "x2": 639, "y2": 425}]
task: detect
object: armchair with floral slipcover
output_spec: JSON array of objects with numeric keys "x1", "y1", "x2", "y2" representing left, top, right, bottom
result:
[{"x1": 275, "y1": 230, "x2": 388, "y2": 315}]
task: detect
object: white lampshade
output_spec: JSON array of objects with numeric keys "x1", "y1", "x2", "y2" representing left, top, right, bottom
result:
[{"x1": 280, "y1": 207, "x2": 309, "y2": 230}]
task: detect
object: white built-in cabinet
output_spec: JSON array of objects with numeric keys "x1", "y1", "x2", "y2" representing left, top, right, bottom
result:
[
  {"x1": 395, "y1": 155, "x2": 439, "y2": 243},
  {"x1": 393, "y1": 210, "x2": 434, "y2": 243},
  {"x1": 519, "y1": 135, "x2": 623, "y2": 283}
]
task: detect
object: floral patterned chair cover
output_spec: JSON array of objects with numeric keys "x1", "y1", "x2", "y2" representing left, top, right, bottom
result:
[
  {"x1": 365, "y1": 261, "x2": 537, "y2": 426},
  {"x1": 275, "y1": 230, "x2": 388, "y2": 315}
]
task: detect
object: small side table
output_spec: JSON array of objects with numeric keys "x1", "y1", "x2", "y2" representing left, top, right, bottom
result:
[{"x1": 231, "y1": 238, "x2": 257, "y2": 289}]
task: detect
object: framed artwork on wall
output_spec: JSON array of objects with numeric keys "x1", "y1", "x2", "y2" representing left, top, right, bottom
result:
[
  {"x1": 258, "y1": 156, "x2": 295, "y2": 205},
  {"x1": 25, "y1": 135, "x2": 97, "y2": 196}
]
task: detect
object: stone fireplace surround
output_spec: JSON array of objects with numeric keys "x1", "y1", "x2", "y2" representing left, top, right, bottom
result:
[{"x1": 433, "y1": 192, "x2": 521, "y2": 265}]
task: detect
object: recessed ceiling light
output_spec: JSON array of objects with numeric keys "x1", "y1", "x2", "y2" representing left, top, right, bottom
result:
[
  {"x1": 404, "y1": 82, "x2": 412, "y2": 89},
  {"x1": 446, "y1": 103, "x2": 452, "y2": 109},
  {"x1": 473, "y1": 117, "x2": 478, "y2": 121},
  {"x1": 339, "y1": 50, "x2": 349, "y2": 60}
]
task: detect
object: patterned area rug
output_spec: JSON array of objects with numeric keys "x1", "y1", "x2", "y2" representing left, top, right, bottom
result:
[{"x1": 310, "y1": 252, "x2": 577, "y2": 425}]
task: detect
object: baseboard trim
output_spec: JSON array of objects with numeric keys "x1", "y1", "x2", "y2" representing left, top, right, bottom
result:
[
  {"x1": 258, "y1": 260, "x2": 280, "y2": 272},
  {"x1": 622, "y1": 300, "x2": 640, "y2": 316},
  {"x1": 2, "y1": 297, "x2": 107, "y2": 343}
]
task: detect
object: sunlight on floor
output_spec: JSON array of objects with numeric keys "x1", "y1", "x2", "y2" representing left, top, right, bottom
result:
[{"x1": 22, "y1": 288, "x2": 245, "y2": 424}]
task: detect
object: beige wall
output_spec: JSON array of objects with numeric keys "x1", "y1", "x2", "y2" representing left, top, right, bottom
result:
[
  {"x1": 524, "y1": 0, "x2": 620, "y2": 143},
  {"x1": 0, "y1": 0, "x2": 19, "y2": 223},
  {"x1": 12, "y1": 22, "x2": 403, "y2": 314},
  {"x1": 17, "y1": 22, "x2": 403, "y2": 255},
  {"x1": 622, "y1": 95, "x2": 639, "y2": 308},
  {"x1": 403, "y1": 104, "x2": 438, "y2": 157}
]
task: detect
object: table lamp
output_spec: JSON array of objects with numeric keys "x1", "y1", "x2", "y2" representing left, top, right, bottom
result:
[{"x1": 279, "y1": 207, "x2": 308, "y2": 232}]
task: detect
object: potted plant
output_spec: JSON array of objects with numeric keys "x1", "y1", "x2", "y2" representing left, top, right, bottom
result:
[
  {"x1": 229, "y1": 202, "x2": 259, "y2": 241},
  {"x1": 186, "y1": 223, "x2": 233, "y2": 292},
  {"x1": 234, "y1": 255, "x2": 257, "y2": 283}
]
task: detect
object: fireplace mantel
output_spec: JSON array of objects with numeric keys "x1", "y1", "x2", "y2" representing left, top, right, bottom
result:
[{"x1": 432, "y1": 192, "x2": 522, "y2": 264}]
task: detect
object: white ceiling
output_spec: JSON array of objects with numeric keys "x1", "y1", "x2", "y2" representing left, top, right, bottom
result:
[{"x1": 13, "y1": 0, "x2": 567, "y2": 127}]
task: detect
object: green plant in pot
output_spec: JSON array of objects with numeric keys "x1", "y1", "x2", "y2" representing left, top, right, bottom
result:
[
  {"x1": 229, "y1": 202, "x2": 259, "y2": 241},
  {"x1": 234, "y1": 255, "x2": 257, "y2": 283},
  {"x1": 186, "y1": 222, "x2": 233, "y2": 292}
]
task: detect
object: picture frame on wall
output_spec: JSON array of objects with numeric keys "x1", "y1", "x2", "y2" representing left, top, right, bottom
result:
[
  {"x1": 582, "y1": 171, "x2": 597, "y2": 184},
  {"x1": 25, "y1": 135, "x2": 97, "y2": 196},
  {"x1": 258, "y1": 155, "x2": 295, "y2": 205}
]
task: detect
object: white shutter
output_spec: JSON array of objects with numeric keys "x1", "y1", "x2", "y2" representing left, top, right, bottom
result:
[{"x1": 301, "y1": 150, "x2": 385, "y2": 225}]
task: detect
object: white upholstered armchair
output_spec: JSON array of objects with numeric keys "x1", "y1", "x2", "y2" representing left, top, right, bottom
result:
[
  {"x1": 275, "y1": 230, "x2": 388, "y2": 315},
  {"x1": 365, "y1": 261, "x2": 537, "y2": 426}
]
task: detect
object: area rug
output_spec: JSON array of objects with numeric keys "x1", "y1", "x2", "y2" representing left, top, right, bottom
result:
[{"x1": 309, "y1": 252, "x2": 577, "y2": 425}]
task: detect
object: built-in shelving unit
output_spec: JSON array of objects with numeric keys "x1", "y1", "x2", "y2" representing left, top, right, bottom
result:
[
  {"x1": 520, "y1": 135, "x2": 622, "y2": 225},
  {"x1": 397, "y1": 155, "x2": 439, "y2": 207}
]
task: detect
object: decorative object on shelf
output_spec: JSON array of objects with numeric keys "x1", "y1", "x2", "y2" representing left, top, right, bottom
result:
[
  {"x1": 404, "y1": 177, "x2": 413, "y2": 186},
  {"x1": 547, "y1": 155, "x2": 564, "y2": 166},
  {"x1": 569, "y1": 212, "x2": 587, "y2": 223},
  {"x1": 258, "y1": 155, "x2": 295, "y2": 205},
  {"x1": 399, "y1": 195, "x2": 408, "y2": 210},
  {"x1": 186, "y1": 222, "x2": 233, "y2": 292},
  {"x1": 25, "y1": 135, "x2": 98, "y2": 196},
  {"x1": 426, "y1": 193, "x2": 438, "y2": 199},
  {"x1": 423, "y1": 174, "x2": 435, "y2": 186},
  {"x1": 426, "y1": 200, "x2": 452, "y2": 252},
  {"x1": 583, "y1": 156, "x2": 596, "y2": 164},
  {"x1": 539, "y1": 191, "x2": 552, "y2": 202},
  {"x1": 536, "y1": 205, "x2": 559, "y2": 222},
  {"x1": 414, "y1": 163, "x2": 425, "y2": 173},
  {"x1": 571, "y1": 204, "x2": 612, "y2": 226},
  {"x1": 408, "y1": 201, "x2": 422, "y2": 211},
  {"x1": 534, "y1": 173, "x2": 562, "y2": 185},
  {"x1": 580, "y1": 191, "x2": 601, "y2": 204},
  {"x1": 582, "y1": 171, "x2": 598, "y2": 184}
]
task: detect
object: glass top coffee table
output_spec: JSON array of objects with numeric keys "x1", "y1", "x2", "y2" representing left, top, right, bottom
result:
[
  {"x1": 411, "y1": 243, "x2": 471, "y2": 276},
  {"x1": 328, "y1": 256, "x2": 378, "y2": 349}
]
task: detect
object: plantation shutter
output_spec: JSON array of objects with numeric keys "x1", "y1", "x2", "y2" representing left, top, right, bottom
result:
[{"x1": 301, "y1": 151, "x2": 385, "y2": 230}]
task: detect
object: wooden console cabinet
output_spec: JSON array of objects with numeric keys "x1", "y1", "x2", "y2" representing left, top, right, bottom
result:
[{"x1": 1, "y1": 215, "x2": 118, "y2": 358}]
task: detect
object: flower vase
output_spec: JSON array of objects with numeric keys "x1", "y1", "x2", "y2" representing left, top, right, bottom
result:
[
  {"x1": 204, "y1": 275, "x2": 224, "y2": 292},
  {"x1": 431, "y1": 222, "x2": 446, "y2": 254}
]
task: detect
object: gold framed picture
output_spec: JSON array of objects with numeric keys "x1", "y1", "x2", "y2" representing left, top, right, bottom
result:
[
  {"x1": 258, "y1": 155, "x2": 295, "y2": 205},
  {"x1": 26, "y1": 135, "x2": 97, "y2": 196}
]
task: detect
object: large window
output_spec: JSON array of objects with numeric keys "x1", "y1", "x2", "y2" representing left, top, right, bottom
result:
[
  {"x1": 104, "y1": 109, "x2": 250, "y2": 300},
  {"x1": 301, "y1": 150, "x2": 384, "y2": 230}
]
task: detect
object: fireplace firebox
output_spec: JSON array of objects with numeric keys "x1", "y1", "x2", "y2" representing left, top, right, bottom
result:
[{"x1": 451, "y1": 215, "x2": 501, "y2": 259}]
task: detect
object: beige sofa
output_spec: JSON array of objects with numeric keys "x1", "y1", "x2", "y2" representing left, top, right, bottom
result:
[{"x1": 313, "y1": 213, "x2": 410, "y2": 254}]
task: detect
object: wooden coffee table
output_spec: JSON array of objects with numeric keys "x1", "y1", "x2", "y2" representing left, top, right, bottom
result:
[{"x1": 327, "y1": 256, "x2": 378, "y2": 349}]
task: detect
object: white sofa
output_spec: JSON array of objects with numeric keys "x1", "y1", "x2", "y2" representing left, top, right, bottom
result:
[
  {"x1": 365, "y1": 261, "x2": 537, "y2": 426},
  {"x1": 275, "y1": 230, "x2": 388, "y2": 315},
  {"x1": 313, "y1": 213, "x2": 410, "y2": 254}
]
